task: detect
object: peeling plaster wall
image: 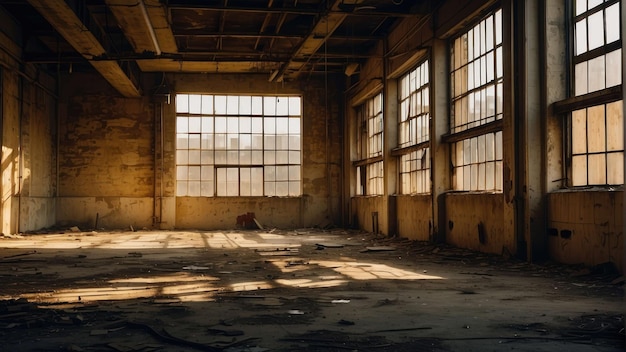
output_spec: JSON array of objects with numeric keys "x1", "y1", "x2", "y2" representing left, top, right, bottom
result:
[
  {"x1": 57, "y1": 73, "x2": 155, "y2": 229},
  {"x1": 176, "y1": 197, "x2": 302, "y2": 229},
  {"x1": 445, "y1": 193, "x2": 511, "y2": 255},
  {"x1": 548, "y1": 191, "x2": 624, "y2": 273},
  {"x1": 396, "y1": 195, "x2": 431, "y2": 241}
]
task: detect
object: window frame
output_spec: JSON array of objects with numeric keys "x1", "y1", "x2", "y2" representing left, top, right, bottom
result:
[
  {"x1": 353, "y1": 92, "x2": 384, "y2": 196},
  {"x1": 445, "y1": 7, "x2": 504, "y2": 192},
  {"x1": 175, "y1": 94, "x2": 303, "y2": 197},
  {"x1": 553, "y1": 0, "x2": 623, "y2": 187},
  {"x1": 393, "y1": 59, "x2": 432, "y2": 195}
]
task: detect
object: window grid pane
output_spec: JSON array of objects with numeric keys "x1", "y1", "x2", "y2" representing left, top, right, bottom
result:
[
  {"x1": 355, "y1": 93, "x2": 384, "y2": 195},
  {"x1": 571, "y1": 103, "x2": 624, "y2": 186},
  {"x1": 176, "y1": 94, "x2": 302, "y2": 196},
  {"x1": 450, "y1": 9, "x2": 503, "y2": 134},
  {"x1": 397, "y1": 60, "x2": 431, "y2": 195},
  {"x1": 452, "y1": 132, "x2": 503, "y2": 192},
  {"x1": 571, "y1": 1, "x2": 624, "y2": 187},
  {"x1": 449, "y1": 9, "x2": 503, "y2": 191}
]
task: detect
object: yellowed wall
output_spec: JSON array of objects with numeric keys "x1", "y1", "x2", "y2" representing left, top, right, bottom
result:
[
  {"x1": 55, "y1": 72, "x2": 342, "y2": 230},
  {"x1": 176, "y1": 197, "x2": 303, "y2": 229},
  {"x1": 0, "y1": 8, "x2": 57, "y2": 234},
  {"x1": 445, "y1": 193, "x2": 512, "y2": 255},
  {"x1": 351, "y1": 196, "x2": 385, "y2": 234},
  {"x1": 396, "y1": 195, "x2": 432, "y2": 241},
  {"x1": 548, "y1": 191, "x2": 624, "y2": 273}
]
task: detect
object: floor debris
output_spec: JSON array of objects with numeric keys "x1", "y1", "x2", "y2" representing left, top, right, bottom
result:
[
  {"x1": 360, "y1": 246, "x2": 396, "y2": 252},
  {"x1": 0, "y1": 229, "x2": 622, "y2": 352}
]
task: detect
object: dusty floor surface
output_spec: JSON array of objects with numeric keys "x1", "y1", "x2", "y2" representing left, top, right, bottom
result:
[{"x1": 0, "y1": 228, "x2": 623, "y2": 352}]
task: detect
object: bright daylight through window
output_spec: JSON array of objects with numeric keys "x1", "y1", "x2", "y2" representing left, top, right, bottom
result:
[
  {"x1": 176, "y1": 94, "x2": 302, "y2": 197},
  {"x1": 449, "y1": 9, "x2": 503, "y2": 191},
  {"x1": 398, "y1": 60, "x2": 431, "y2": 194},
  {"x1": 355, "y1": 93, "x2": 384, "y2": 196}
]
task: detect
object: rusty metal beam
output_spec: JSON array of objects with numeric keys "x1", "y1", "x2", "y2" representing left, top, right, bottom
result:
[
  {"x1": 166, "y1": 4, "x2": 414, "y2": 17},
  {"x1": 27, "y1": 0, "x2": 140, "y2": 97}
]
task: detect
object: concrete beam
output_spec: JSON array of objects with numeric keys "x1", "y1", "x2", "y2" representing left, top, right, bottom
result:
[
  {"x1": 145, "y1": 0, "x2": 177, "y2": 53},
  {"x1": 106, "y1": 0, "x2": 177, "y2": 57},
  {"x1": 27, "y1": 0, "x2": 141, "y2": 97},
  {"x1": 106, "y1": 0, "x2": 161, "y2": 54}
]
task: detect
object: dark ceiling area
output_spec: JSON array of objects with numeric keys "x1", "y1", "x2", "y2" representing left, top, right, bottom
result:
[{"x1": 0, "y1": 0, "x2": 429, "y2": 90}]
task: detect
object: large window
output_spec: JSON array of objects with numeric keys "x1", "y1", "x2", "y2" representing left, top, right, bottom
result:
[
  {"x1": 355, "y1": 93, "x2": 383, "y2": 195},
  {"x1": 569, "y1": 0, "x2": 623, "y2": 186},
  {"x1": 176, "y1": 94, "x2": 302, "y2": 197},
  {"x1": 397, "y1": 60, "x2": 431, "y2": 194},
  {"x1": 449, "y1": 9, "x2": 503, "y2": 191}
]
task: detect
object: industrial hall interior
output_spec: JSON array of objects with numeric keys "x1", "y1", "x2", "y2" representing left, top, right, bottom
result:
[{"x1": 0, "y1": 0, "x2": 623, "y2": 351}]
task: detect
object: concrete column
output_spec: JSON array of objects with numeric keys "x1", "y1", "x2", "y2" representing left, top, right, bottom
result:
[
  {"x1": 522, "y1": 0, "x2": 547, "y2": 261},
  {"x1": 621, "y1": 1, "x2": 626, "y2": 284},
  {"x1": 343, "y1": 90, "x2": 357, "y2": 226},
  {"x1": 431, "y1": 39, "x2": 450, "y2": 243},
  {"x1": 160, "y1": 97, "x2": 177, "y2": 229},
  {"x1": 543, "y1": 1, "x2": 566, "y2": 192},
  {"x1": 384, "y1": 68, "x2": 398, "y2": 236},
  {"x1": 501, "y1": 0, "x2": 519, "y2": 257}
]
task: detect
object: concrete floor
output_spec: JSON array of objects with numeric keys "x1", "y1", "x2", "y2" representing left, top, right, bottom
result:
[{"x1": 0, "y1": 228, "x2": 623, "y2": 351}]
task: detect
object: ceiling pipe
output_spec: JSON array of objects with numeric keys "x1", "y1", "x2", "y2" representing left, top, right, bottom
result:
[{"x1": 139, "y1": 0, "x2": 161, "y2": 55}]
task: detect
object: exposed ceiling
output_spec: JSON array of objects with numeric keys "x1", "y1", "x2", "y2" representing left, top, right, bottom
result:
[{"x1": 0, "y1": 0, "x2": 428, "y2": 96}]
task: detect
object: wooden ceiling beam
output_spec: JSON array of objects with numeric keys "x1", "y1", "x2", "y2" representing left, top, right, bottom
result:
[{"x1": 27, "y1": 0, "x2": 140, "y2": 97}]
